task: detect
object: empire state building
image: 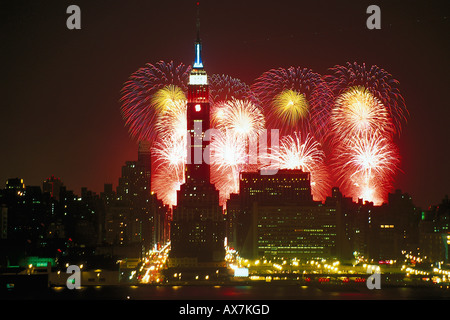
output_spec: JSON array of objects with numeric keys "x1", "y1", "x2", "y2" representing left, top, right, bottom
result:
[{"x1": 169, "y1": 10, "x2": 226, "y2": 271}]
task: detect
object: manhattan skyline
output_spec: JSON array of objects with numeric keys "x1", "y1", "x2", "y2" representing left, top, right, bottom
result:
[{"x1": 1, "y1": 0, "x2": 449, "y2": 210}]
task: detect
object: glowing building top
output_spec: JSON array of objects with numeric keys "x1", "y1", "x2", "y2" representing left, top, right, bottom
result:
[
  {"x1": 189, "y1": 2, "x2": 208, "y2": 85},
  {"x1": 193, "y1": 42, "x2": 203, "y2": 69},
  {"x1": 193, "y1": 23, "x2": 203, "y2": 69}
]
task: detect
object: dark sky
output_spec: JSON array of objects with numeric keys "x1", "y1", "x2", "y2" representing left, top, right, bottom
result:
[{"x1": 1, "y1": 0, "x2": 449, "y2": 209}]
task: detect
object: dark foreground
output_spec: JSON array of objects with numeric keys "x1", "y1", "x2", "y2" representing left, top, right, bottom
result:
[{"x1": 2, "y1": 282, "x2": 450, "y2": 300}]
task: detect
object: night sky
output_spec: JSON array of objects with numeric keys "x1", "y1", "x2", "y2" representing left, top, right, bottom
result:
[{"x1": 1, "y1": 0, "x2": 449, "y2": 209}]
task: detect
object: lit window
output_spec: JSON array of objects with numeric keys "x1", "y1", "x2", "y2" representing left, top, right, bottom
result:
[{"x1": 195, "y1": 104, "x2": 201, "y2": 112}]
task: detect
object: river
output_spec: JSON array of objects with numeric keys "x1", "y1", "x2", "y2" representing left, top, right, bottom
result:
[{"x1": 4, "y1": 283, "x2": 450, "y2": 300}]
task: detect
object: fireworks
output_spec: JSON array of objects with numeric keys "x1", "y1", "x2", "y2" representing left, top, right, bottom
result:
[
  {"x1": 151, "y1": 84, "x2": 187, "y2": 115},
  {"x1": 263, "y1": 132, "x2": 330, "y2": 202},
  {"x1": 210, "y1": 129, "x2": 248, "y2": 204},
  {"x1": 325, "y1": 62, "x2": 408, "y2": 135},
  {"x1": 120, "y1": 59, "x2": 407, "y2": 207},
  {"x1": 251, "y1": 66, "x2": 334, "y2": 139},
  {"x1": 154, "y1": 98, "x2": 187, "y2": 142},
  {"x1": 210, "y1": 99, "x2": 266, "y2": 204},
  {"x1": 149, "y1": 86, "x2": 188, "y2": 206},
  {"x1": 209, "y1": 74, "x2": 254, "y2": 104},
  {"x1": 152, "y1": 161, "x2": 185, "y2": 207},
  {"x1": 326, "y1": 63, "x2": 406, "y2": 204},
  {"x1": 120, "y1": 61, "x2": 190, "y2": 206},
  {"x1": 272, "y1": 89, "x2": 309, "y2": 128},
  {"x1": 332, "y1": 132, "x2": 400, "y2": 205},
  {"x1": 330, "y1": 86, "x2": 394, "y2": 143},
  {"x1": 120, "y1": 61, "x2": 190, "y2": 142},
  {"x1": 214, "y1": 99, "x2": 265, "y2": 142}
]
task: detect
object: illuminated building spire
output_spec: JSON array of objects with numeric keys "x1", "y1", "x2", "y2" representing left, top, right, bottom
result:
[
  {"x1": 169, "y1": 2, "x2": 225, "y2": 268},
  {"x1": 189, "y1": 2, "x2": 207, "y2": 85},
  {"x1": 193, "y1": 1, "x2": 203, "y2": 69}
]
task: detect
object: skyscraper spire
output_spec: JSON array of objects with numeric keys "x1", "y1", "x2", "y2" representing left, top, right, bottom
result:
[
  {"x1": 169, "y1": 1, "x2": 224, "y2": 269},
  {"x1": 193, "y1": 1, "x2": 203, "y2": 69},
  {"x1": 196, "y1": 1, "x2": 201, "y2": 43}
]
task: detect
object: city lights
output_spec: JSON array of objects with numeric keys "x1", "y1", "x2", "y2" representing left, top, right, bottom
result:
[{"x1": 1, "y1": 1, "x2": 449, "y2": 304}]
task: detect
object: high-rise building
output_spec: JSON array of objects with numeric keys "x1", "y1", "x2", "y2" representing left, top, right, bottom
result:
[
  {"x1": 112, "y1": 141, "x2": 157, "y2": 257},
  {"x1": 253, "y1": 203, "x2": 338, "y2": 260},
  {"x1": 1, "y1": 205, "x2": 7, "y2": 240},
  {"x1": 227, "y1": 169, "x2": 343, "y2": 260},
  {"x1": 228, "y1": 169, "x2": 315, "y2": 254},
  {"x1": 169, "y1": 9, "x2": 225, "y2": 270},
  {"x1": 418, "y1": 195, "x2": 449, "y2": 264},
  {"x1": 43, "y1": 175, "x2": 64, "y2": 201},
  {"x1": 138, "y1": 140, "x2": 151, "y2": 183}
]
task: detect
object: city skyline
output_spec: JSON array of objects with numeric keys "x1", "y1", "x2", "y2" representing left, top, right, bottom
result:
[
  {"x1": 1, "y1": 2, "x2": 449, "y2": 211},
  {"x1": 2, "y1": 1, "x2": 450, "y2": 305}
]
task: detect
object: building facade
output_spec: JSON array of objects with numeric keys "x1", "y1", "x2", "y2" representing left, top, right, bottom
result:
[
  {"x1": 227, "y1": 169, "x2": 342, "y2": 260},
  {"x1": 169, "y1": 21, "x2": 225, "y2": 269}
]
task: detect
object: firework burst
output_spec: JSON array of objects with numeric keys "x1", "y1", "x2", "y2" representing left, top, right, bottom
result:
[
  {"x1": 251, "y1": 66, "x2": 334, "y2": 139},
  {"x1": 213, "y1": 98, "x2": 265, "y2": 142},
  {"x1": 210, "y1": 129, "x2": 248, "y2": 204},
  {"x1": 325, "y1": 62, "x2": 408, "y2": 135},
  {"x1": 210, "y1": 99, "x2": 266, "y2": 204},
  {"x1": 151, "y1": 161, "x2": 185, "y2": 207},
  {"x1": 209, "y1": 74, "x2": 254, "y2": 104},
  {"x1": 330, "y1": 86, "x2": 394, "y2": 143},
  {"x1": 120, "y1": 61, "x2": 190, "y2": 142},
  {"x1": 154, "y1": 98, "x2": 187, "y2": 142},
  {"x1": 120, "y1": 59, "x2": 407, "y2": 208},
  {"x1": 326, "y1": 63, "x2": 406, "y2": 204},
  {"x1": 263, "y1": 132, "x2": 330, "y2": 202},
  {"x1": 151, "y1": 84, "x2": 187, "y2": 115},
  {"x1": 151, "y1": 130, "x2": 187, "y2": 207},
  {"x1": 332, "y1": 132, "x2": 400, "y2": 205}
]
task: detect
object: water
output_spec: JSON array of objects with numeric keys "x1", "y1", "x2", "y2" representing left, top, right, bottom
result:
[
  {"x1": 3, "y1": 284, "x2": 448, "y2": 319},
  {"x1": 4, "y1": 283, "x2": 450, "y2": 300}
]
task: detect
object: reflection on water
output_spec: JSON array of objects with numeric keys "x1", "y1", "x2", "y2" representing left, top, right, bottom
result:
[{"x1": 5, "y1": 284, "x2": 450, "y2": 300}]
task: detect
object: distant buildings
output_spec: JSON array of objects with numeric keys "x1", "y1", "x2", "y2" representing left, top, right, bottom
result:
[
  {"x1": 0, "y1": 142, "x2": 170, "y2": 270},
  {"x1": 100, "y1": 141, "x2": 168, "y2": 259},
  {"x1": 419, "y1": 195, "x2": 450, "y2": 263},
  {"x1": 226, "y1": 171, "x2": 449, "y2": 266},
  {"x1": 42, "y1": 175, "x2": 63, "y2": 200},
  {"x1": 0, "y1": 137, "x2": 448, "y2": 274}
]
